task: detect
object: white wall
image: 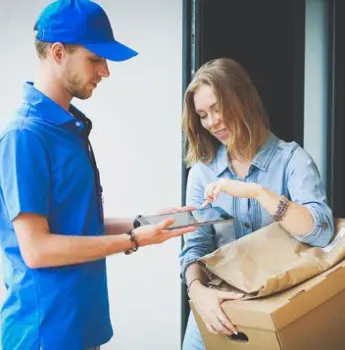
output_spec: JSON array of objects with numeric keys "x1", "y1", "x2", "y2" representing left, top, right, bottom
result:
[{"x1": 0, "y1": 1, "x2": 183, "y2": 349}]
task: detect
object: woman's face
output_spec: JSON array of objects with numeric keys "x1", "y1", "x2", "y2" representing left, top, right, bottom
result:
[{"x1": 193, "y1": 84, "x2": 230, "y2": 145}]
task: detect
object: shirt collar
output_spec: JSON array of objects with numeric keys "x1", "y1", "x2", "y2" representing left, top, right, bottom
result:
[
  {"x1": 22, "y1": 82, "x2": 92, "y2": 135},
  {"x1": 209, "y1": 132, "x2": 278, "y2": 176},
  {"x1": 209, "y1": 145, "x2": 229, "y2": 177},
  {"x1": 251, "y1": 132, "x2": 278, "y2": 171}
]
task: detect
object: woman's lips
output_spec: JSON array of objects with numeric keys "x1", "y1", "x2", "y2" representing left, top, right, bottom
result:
[{"x1": 213, "y1": 129, "x2": 228, "y2": 140}]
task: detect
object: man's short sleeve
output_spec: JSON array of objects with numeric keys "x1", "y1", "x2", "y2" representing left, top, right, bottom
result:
[{"x1": 0, "y1": 128, "x2": 50, "y2": 221}]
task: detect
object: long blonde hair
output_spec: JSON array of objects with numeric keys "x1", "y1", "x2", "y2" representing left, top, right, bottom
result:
[{"x1": 183, "y1": 58, "x2": 269, "y2": 167}]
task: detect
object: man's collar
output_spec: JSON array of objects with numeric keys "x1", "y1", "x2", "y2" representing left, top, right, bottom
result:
[
  {"x1": 23, "y1": 82, "x2": 92, "y2": 135},
  {"x1": 69, "y1": 104, "x2": 92, "y2": 137}
]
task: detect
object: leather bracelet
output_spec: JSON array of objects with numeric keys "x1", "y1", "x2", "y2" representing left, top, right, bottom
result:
[
  {"x1": 273, "y1": 196, "x2": 289, "y2": 222},
  {"x1": 124, "y1": 230, "x2": 139, "y2": 255}
]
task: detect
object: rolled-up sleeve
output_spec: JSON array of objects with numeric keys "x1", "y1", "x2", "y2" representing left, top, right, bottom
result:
[
  {"x1": 179, "y1": 164, "x2": 216, "y2": 282},
  {"x1": 286, "y1": 146, "x2": 334, "y2": 247}
]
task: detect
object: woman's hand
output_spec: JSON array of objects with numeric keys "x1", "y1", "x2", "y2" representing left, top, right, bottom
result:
[
  {"x1": 202, "y1": 179, "x2": 262, "y2": 208},
  {"x1": 188, "y1": 282, "x2": 243, "y2": 335}
]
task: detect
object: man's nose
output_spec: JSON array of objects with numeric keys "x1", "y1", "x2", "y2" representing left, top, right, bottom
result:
[{"x1": 99, "y1": 60, "x2": 110, "y2": 78}]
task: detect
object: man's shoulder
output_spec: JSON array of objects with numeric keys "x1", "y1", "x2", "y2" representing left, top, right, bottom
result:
[
  {"x1": 1, "y1": 104, "x2": 51, "y2": 141},
  {"x1": 0, "y1": 118, "x2": 44, "y2": 143}
]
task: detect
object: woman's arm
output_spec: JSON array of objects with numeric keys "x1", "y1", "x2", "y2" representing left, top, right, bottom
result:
[{"x1": 203, "y1": 146, "x2": 334, "y2": 247}]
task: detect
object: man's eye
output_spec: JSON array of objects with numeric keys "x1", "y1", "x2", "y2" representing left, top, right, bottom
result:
[{"x1": 89, "y1": 57, "x2": 102, "y2": 63}]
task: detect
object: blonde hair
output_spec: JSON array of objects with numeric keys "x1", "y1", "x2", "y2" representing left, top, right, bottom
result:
[
  {"x1": 34, "y1": 39, "x2": 52, "y2": 59},
  {"x1": 34, "y1": 39, "x2": 78, "y2": 59},
  {"x1": 183, "y1": 58, "x2": 269, "y2": 167}
]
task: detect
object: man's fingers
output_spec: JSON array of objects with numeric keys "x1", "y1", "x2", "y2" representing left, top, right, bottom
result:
[
  {"x1": 163, "y1": 226, "x2": 196, "y2": 240},
  {"x1": 156, "y1": 218, "x2": 176, "y2": 231},
  {"x1": 154, "y1": 219, "x2": 196, "y2": 243}
]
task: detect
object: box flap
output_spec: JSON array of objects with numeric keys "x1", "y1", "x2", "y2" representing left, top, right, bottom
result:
[
  {"x1": 218, "y1": 259, "x2": 345, "y2": 330},
  {"x1": 190, "y1": 302, "x2": 283, "y2": 350}
]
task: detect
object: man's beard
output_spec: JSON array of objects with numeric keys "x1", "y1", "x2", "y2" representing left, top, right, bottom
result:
[{"x1": 66, "y1": 71, "x2": 93, "y2": 100}]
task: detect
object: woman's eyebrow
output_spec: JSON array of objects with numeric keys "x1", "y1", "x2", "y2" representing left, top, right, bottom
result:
[{"x1": 195, "y1": 102, "x2": 217, "y2": 114}]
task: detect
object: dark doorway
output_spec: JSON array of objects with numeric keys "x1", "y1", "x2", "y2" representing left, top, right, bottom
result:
[
  {"x1": 181, "y1": 0, "x2": 306, "y2": 344},
  {"x1": 192, "y1": 0, "x2": 305, "y2": 143}
]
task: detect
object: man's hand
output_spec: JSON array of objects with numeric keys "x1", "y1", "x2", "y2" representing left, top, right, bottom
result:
[{"x1": 134, "y1": 217, "x2": 196, "y2": 247}]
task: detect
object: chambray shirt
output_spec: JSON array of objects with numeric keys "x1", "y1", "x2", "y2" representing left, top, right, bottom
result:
[
  {"x1": 180, "y1": 133, "x2": 334, "y2": 280},
  {"x1": 0, "y1": 82, "x2": 112, "y2": 350}
]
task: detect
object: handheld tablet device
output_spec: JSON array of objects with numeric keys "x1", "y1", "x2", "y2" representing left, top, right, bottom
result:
[{"x1": 137, "y1": 207, "x2": 233, "y2": 230}]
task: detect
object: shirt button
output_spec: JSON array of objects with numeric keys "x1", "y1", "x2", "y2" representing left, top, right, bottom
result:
[{"x1": 75, "y1": 121, "x2": 81, "y2": 127}]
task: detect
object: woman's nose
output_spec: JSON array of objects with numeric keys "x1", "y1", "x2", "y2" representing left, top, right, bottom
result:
[{"x1": 206, "y1": 112, "x2": 220, "y2": 128}]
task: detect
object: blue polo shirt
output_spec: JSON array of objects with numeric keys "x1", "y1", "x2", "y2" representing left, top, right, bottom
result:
[{"x1": 0, "y1": 82, "x2": 113, "y2": 349}]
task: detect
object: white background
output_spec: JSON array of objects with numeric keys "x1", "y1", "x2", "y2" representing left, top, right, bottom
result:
[{"x1": 0, "y1": 1, "x2": 184, "y2": 349}]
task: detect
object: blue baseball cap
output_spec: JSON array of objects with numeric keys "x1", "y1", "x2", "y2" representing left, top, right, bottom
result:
[{"x1": 35, "y1": 0, "x2": 138, "y2": 62}]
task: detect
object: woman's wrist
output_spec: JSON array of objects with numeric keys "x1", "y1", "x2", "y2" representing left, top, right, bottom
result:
[
  {"x1": 187, "y1": 278, "x2": 204, "y2": 296},
  {"x1": 252, "y1": 183, "x2": 264, "y2": 200}
]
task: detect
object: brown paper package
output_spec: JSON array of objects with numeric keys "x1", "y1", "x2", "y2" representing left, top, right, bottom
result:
[{"x1": 198, "y1": 219, "x2": 345, "y2": 299}]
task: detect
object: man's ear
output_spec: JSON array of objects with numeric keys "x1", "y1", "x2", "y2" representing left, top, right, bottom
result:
[{"x1": 50, "y1": 42, "x2": 66, "y2": 63}]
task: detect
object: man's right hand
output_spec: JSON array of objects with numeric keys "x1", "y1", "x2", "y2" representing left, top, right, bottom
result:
[
  {"x1": 134, "y1": 218, "x2": 195, "y2": 247},
  {"x1": 188, "y1": 282, "x2": 243, "y2": 335}
]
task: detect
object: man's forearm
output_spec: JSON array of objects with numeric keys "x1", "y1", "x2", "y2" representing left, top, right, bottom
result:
[
  {"x1": 104, "y1": 217, "x2": 134, "y2": 235},
  {"x1": 25, "y1": 233, "x2": 132, "y2": 268}
]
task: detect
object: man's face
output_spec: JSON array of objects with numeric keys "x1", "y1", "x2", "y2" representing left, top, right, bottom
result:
[{"x1": 59, "y1": 46, "x2": 110, "y2": 100}]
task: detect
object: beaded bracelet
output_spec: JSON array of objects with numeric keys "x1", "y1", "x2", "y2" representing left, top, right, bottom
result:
[
  {"x1": 273, "y1": 196, "x2": 289, "y2": 222},
  {"x1": 124, "y1": 230, "x2": 139, "y2": 255}
]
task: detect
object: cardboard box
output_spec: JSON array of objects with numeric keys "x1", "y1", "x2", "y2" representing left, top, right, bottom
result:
[{"x1": 191, "y1": 258, "x2": 345, "y2": 350}]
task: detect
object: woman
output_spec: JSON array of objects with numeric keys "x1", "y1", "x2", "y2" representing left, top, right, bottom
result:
[{"x1": 180, "y1": 58, "x2": 333, "y2": 350}]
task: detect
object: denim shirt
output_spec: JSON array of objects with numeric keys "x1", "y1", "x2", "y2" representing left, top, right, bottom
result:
[{"x1": 180, "y1": 133, "x2": 334, "y2": 281}]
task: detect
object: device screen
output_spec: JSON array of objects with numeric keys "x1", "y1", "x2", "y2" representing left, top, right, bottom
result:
[{"x1": 138, "y1": 207, "x2": 233, "y2": 229}]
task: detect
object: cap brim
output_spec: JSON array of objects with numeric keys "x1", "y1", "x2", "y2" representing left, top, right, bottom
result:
[{"x1": 83, "y1": 41, "x2": 138, "y2": 62}]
